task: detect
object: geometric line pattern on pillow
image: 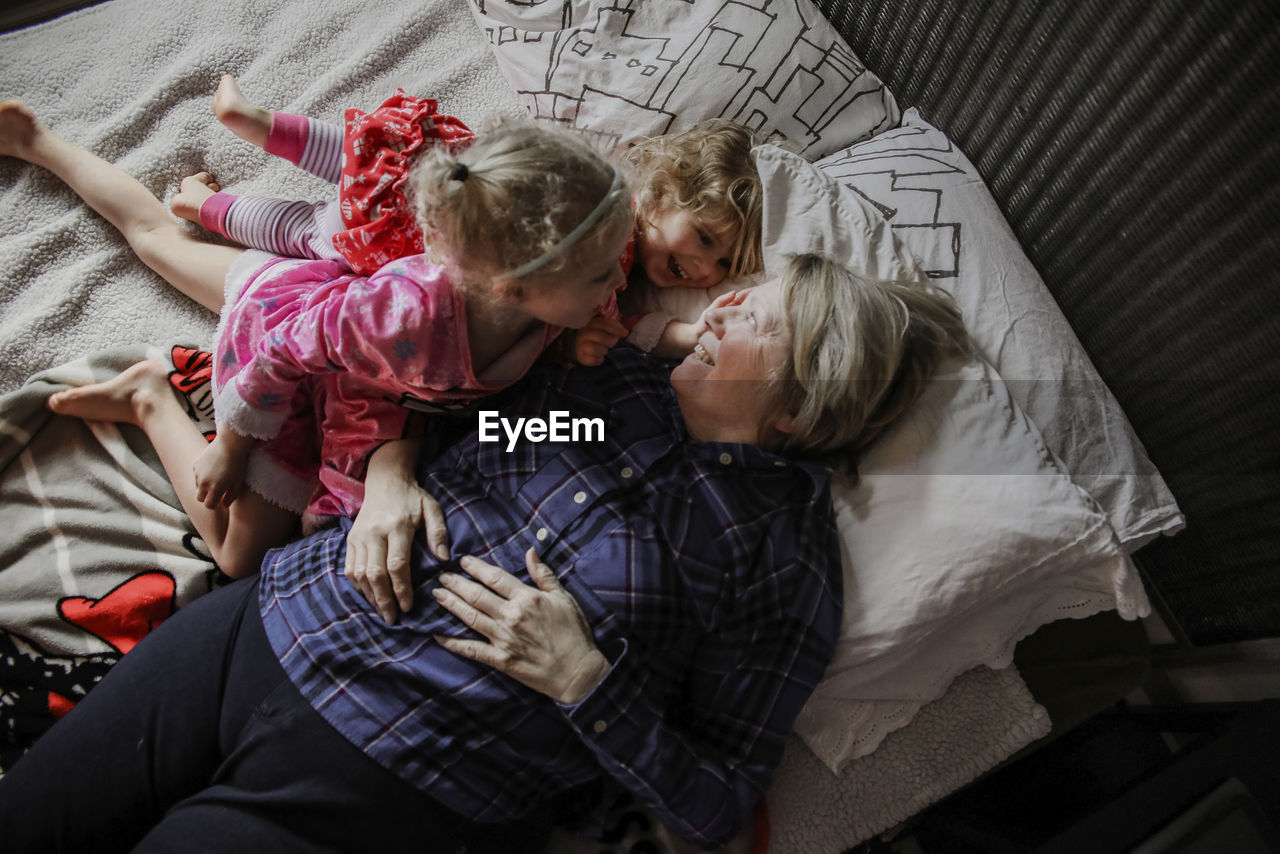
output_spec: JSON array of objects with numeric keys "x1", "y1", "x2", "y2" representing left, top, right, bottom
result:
[
  {"x1": 750, "y1": 141, "x2": 1148, "y2": 774},
  {"x1": 815, "y1": 124, "x2": 965, "y2": 278},
  {"x1": 814, "y1": 110, "x2": 1183, "y2": 550},
  {"x1": 470, "y1": 0, "x2": 900, "y2": 158}
]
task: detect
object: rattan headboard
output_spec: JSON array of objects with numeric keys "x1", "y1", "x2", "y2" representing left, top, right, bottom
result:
[{"x1": 812, "y1": 0, "x2": 1280, "y2": 645}]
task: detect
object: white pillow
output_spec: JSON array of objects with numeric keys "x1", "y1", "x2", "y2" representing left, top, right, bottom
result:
[
  {"x1": 752, "y1": 143, "x2": 1154, "y2": 771},
  {"x1": 813, "y1": 109, "x2": 1184, "y2": 551},
  {"x1": 467, "y1": 0, "x2": 900, "y2": 159}
]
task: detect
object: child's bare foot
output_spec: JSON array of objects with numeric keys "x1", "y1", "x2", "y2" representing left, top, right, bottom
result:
[
  {"x1": 47, "y1": 360, "x2": 174, "y2": 425},
  {"x1": 0, "y1": 99, "x2": 43, "y2": 160},
  {"x1": 170, "y1": 172, "x2": 221, "y2": 222},
  {"x1": 212, "y1": 75, "x2": 271, "y2": 148}
]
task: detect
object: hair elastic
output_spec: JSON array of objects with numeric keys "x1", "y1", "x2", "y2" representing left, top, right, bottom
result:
[
  {"x1": 452, "y1": 163, "x2": 469, "y2": 182},
  {"x1": 492, "y1": 166, "x2": 625, "y2": 281}
]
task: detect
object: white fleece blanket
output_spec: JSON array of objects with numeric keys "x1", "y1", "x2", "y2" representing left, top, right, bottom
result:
[
  {"x1": 0, "y1": 0, "x2": 522, "y2": 394},
  {"x1": 0, "y1": 1, "x2": 1048, "y2": 849}
]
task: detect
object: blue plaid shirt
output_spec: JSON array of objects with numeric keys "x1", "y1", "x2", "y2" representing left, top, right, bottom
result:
[{"x1": 259, "y1": 345, "x2": 841, "y2": 848}]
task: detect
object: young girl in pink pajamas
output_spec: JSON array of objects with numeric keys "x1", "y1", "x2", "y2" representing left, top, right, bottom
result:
[
  {"x1": 0, "y1": 92, "x2": 632, "y2": 582},
  {"x1": 178, "y1": 78, "x2": 632, "y2": 522}
]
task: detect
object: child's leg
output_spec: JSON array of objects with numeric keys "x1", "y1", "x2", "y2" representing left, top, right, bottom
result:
[
  {"x1": 211, "y1": 75, "x2": 272, "y2": 149},
  {"x1": 0, "y1": 100, "x2": 239, "y2": 313},
  {"x1": 178, "y1": 175, "x2": 345, "y2": 262},
  {"x1": 214, "y1": 75, "x2": 344, "y2": 184},
  {"x1": 46, "y1": 361, "x2": 297, "y2": 579}
]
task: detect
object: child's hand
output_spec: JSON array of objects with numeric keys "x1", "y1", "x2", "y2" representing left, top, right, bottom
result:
[
  {"x1": 193, "y1": 434, "x2": 248, "y2": 509},
  {"x1": 574, "y1": 315, "x2": 629, "y2": 366},
  {"x1": 659, "y1": 290, "x2": 746, "y2": 358}
]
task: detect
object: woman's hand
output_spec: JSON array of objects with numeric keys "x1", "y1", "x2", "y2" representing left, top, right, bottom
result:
[
  {"x1": 345, "y1": 438, "x2": 449, "y2": 624},
  {"x1": 433, "y1": 548, "x2": 610, "y2": 704}
]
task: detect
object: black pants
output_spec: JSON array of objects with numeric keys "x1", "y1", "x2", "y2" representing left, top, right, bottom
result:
[{"x1": 0, "y1": 577, "x2": 550, "y2": 853}]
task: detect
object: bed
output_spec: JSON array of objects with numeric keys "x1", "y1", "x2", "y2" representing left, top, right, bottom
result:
[{"x1": 0, "y1": 1, "x2": 1194, "y2": 851}]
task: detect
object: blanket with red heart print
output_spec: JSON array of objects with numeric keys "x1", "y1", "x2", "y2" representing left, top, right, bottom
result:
[{"x1": 0, "y1": 344, "x2": 225, "y2": 769}]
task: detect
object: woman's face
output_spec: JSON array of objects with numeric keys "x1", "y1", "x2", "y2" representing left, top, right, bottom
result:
[
  {"x1": 670, "y1": 278, "x2": 793, "y2": 445},
  {"x1": 636, "y1": 207, "x2": 733, "y2": 290}
]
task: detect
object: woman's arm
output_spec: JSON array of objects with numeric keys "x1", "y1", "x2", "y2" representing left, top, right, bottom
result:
[
  {"x1": 344, "y1": 428, "x2": 450, "y2": 624},
  {"x1": 432, "y1": 541, "x2": 839, "y2": 848},
  {"x1": 555, "y1": 585, "x2": 833, "y2": 847}
]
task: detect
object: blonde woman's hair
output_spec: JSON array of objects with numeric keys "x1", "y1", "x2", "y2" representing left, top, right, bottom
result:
[
  {"x1": 409, "y1": 118, "x2": 632, "y2": 286},
  {"x1": 771, "y1": 254, "x2": 970, "y2": 460},
  {"x1": 625, "y1": 118, "x2": 764, "y2": 277}
]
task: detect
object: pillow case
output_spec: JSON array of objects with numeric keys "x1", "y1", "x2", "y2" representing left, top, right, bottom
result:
[
  {"x1": 467, "y1": 0, "x2": 900, "y2": 158},
  {"x1": 812, "y1": 109, "x2": 1184, "y2": 551},
  {"x1": 753, "y1": 143, "x2": 1153, "y2": 771}
]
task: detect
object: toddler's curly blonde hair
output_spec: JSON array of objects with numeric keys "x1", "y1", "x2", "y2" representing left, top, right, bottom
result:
[{"x1": 625, "y1": 119, "x2": 764, "y2": 277}]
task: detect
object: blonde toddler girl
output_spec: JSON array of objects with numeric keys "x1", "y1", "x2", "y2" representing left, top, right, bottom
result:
[{"x1": 576, "y1": 118, "x2": 767, "y2": 363}]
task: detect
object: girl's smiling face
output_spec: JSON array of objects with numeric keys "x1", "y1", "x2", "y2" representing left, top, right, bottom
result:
[
  {"x1": 635, "y1": 207, "x2": 734, "y2": 290},
  {"x1": 670, "y1": 279, "x2": 794, "y2": 445}
]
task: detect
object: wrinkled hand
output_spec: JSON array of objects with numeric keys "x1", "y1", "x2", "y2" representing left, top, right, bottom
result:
[
  {"x1": 192, "y1": 434, "x2": 246, "y2": 509},
  {"x1": 573, "y1": 315, "x2": 630, "y2": 366},
  {"x1": 433, "y1": 549, "x2": 609, "y2": 704},
  {"x1": 345, "y1": 442, "x2": 449, "y2": 624}
]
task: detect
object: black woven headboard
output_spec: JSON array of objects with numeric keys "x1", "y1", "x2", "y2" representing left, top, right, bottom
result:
[{"x1": 812, "y1": 0, "x2": 1280, "y2": 645}]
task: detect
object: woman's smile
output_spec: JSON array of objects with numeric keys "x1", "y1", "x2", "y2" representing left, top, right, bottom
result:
[{"x1": 693, "y1": 340, "x2": 714, "y2": 365}]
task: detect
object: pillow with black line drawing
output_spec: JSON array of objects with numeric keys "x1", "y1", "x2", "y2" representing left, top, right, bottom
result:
[
  {"x1": 467, "y1": 0, "x2": 900, "y2": 159},
  {"x1": 753, "y1": 141, "x2": 1153, "y2": 772},
  {"x1": 811, "y1": 108, "x2": 1184, "y2": 552}
]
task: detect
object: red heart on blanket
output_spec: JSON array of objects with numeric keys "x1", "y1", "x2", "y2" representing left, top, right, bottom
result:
[
  {"x1": 47, "y1": 691, "x2": 76, "y2": 720},
  {"x1": 57, "y1": 571, "x2": 177, "y2": 655}
]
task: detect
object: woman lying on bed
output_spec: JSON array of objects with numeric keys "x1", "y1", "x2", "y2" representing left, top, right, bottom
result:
[{"x1": 0, "y1": 246, "x2": 965, "y2": 851}]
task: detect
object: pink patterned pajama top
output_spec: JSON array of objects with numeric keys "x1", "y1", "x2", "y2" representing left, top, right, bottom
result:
[{"x1": 212, "y1": 250, "x2": 561, "y2": 518}]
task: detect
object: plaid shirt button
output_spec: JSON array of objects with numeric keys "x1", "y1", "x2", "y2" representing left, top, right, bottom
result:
[
  {"x1": 573, "y1": 491, "x2": 588, "y2": 504},
  {"x1": 536, "y1": 527, "x2": 549, "y2": 541},
  {"x1": 719, "y1": 452, "x2": 733, "y2": 465},
  {"x1": 593, "y1": 720, "x2": 607, "y2": 734},
  {"x1": 620, "y1": 466, "x2": 634, "y2": 479}
]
